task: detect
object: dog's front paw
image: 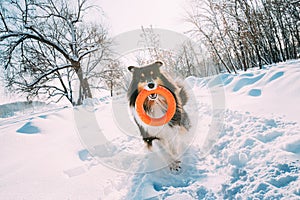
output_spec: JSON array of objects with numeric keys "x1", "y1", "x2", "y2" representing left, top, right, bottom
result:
[{"x1": 169, "y1": 160, "x2": 181, "y2": 171}]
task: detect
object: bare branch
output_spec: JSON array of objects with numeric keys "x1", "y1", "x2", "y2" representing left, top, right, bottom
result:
[
  {"x1": 28, "y1": 64, "x2": 73, "y2": 88},
  {"x1": 0, "y1": 11, "x2": 9, "y2": 31},
  {"x1": 78, "y1": 46, "x2": 100, "y2": 61},
  {"x1": 0, "y1": 31, "x2": 72, "y2": 61}
]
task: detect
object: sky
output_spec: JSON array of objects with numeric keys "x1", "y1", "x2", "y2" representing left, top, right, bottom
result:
[{"x1": 88, "y1": 0, "x2": 191, "y2": 36}]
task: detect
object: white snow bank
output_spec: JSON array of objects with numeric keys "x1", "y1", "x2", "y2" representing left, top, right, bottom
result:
[
  {"x1": 0, "y1": 101, "x2": 47, "y2": 118},
  {"x1": 189, "y1": 59, "x2": 300, "y2": 124},
  {"x1": 0, "y1": 59, "x2": 299, "y2": 199}
]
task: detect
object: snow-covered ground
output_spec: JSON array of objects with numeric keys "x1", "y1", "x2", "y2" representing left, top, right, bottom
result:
[{"x1": 0, "y1": 60, "x2": 300, "y2": 199}]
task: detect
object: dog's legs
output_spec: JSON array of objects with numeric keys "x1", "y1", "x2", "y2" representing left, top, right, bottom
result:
[
  {"x1": 165, "y1": 126, "x2": 190, "y2": 171},
  {"x1": 156, "y1": 137, "x2": 182, "y2": 171}
]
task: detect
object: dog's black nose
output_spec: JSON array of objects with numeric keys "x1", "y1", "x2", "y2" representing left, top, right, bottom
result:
[{"x1": 148, "y1": 82, "x2": 155, "y2": 89}]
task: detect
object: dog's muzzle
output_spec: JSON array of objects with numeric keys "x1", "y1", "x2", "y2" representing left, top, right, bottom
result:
[
  {"x1": 145, "y1": 82, "x2": 157, "y2": 90},
  {"x1": 145, "y1": 82, "x2": 158, "y2": 100}
]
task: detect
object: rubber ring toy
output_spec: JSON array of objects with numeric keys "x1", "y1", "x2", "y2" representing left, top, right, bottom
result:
[{"x1": 135, "y1": 85, "x2": 176, "y2": 126}]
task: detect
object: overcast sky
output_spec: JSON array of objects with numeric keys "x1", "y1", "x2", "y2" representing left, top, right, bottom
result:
[{"x1": 88, "y1": 0, "x2": 191, "y2": 36}]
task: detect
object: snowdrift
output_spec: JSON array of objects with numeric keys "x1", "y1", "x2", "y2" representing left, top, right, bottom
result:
[
  {"x1": 0, "y1": 101, "x2": 46, "y2": 118},
  {"x1": 0, "y1": 60, "x2": 300, "y2": 199}
]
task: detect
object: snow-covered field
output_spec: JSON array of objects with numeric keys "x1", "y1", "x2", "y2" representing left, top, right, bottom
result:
[{"x1": 0, "y1": 60, "x2": 300, "y2": 199}]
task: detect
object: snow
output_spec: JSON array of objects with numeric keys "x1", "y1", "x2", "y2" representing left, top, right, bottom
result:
[{"x1": 0, "y1": 59, "x2": 300, "y2": 199}]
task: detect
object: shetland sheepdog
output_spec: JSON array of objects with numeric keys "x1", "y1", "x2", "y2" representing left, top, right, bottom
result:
[{"x1": 127, "y1": 61, "x2": 191, "y2": 171}]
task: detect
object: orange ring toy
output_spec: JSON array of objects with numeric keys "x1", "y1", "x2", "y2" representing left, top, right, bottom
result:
[{"x1": 135, "y1": 86, "x2": 176, "y2": 126}]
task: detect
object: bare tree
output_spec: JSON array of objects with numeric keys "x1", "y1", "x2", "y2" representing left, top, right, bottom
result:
[
  {"x1": 187, "y1": 0, "x2": 300, "y2": 73},
  {"x1": 186, "y1": 0, "x2": 233, "y2": 74},
  {"x1": 174, "y1": 40, "x2": 212, "y2": 77},
  {"x1": 136, "y1": 26, "x2": 209, "y2": 78},
  {"x1": 0, "y1": 0, "x2": 112, "y2": 105},
  {"x1": 95, "y1": 61, "x2": 124, "y2": 97}
]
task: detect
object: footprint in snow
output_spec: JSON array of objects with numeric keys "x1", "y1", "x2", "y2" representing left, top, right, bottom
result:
[
  {"x1": 16, "y1": 122, "x2": 41, "y2": 134},
  {"x1": 125, "y1": 147, "x2": 207, "y2": 200},
  {"x1": 268, "y1": 71, "x2": 284, "y2": 83},
  {"x1": 232, "y1": 73, "x2": 265, "y2": 92},
  {"x1": 248, "y1": 89, "x2": 262, "y2": 97}
]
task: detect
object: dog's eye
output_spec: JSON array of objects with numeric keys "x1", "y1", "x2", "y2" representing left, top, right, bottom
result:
[
  {"x1": 151, "y1": 71, "x2": 158, "y2": 78},
  {"x1": 140, "y1": 73, "x2": 146, "y2": 81}
]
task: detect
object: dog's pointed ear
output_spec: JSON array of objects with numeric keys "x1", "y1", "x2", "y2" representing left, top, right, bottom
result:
[
  {"x1": 155, "y1": 61, "x2": 163, "y2": 68},
  {"x1": 128, "y1": 66, "x2": 136, "y2": 72}
]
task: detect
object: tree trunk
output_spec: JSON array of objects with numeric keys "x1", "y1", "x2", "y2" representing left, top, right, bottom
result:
[
  {"x1": 110, "y1": 80, "x2": 113, "y2": 97},
  {"x1": 73, "y1": 62, "x2": 92, "y2": 105}
]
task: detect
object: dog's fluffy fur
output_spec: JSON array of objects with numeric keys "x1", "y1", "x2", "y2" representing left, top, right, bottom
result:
[{"x1": 127, "y1": 61, "x2": 191, "y2": 171}]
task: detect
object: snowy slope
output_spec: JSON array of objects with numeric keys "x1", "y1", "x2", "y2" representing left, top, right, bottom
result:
[{"x1": 0, "y1": 60, "x2": 300, "y2": 199}]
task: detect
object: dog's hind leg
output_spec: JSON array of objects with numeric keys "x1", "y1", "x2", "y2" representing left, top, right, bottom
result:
[{"x1": 153, "y1": 138, "x2": 182, "y2": 171}]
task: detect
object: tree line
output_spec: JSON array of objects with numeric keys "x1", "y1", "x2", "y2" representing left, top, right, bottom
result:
[
  {"x1": 0, "y1": 0, "x2": 299, "y2": 105},
  {"x1": 187, "y1": 0, "x2": 300, "y2": 73}
]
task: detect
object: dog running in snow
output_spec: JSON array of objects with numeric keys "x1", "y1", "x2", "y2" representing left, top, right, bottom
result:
[{"x1": 127, "y1": 61, "x2": 191, "y2": 171}]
